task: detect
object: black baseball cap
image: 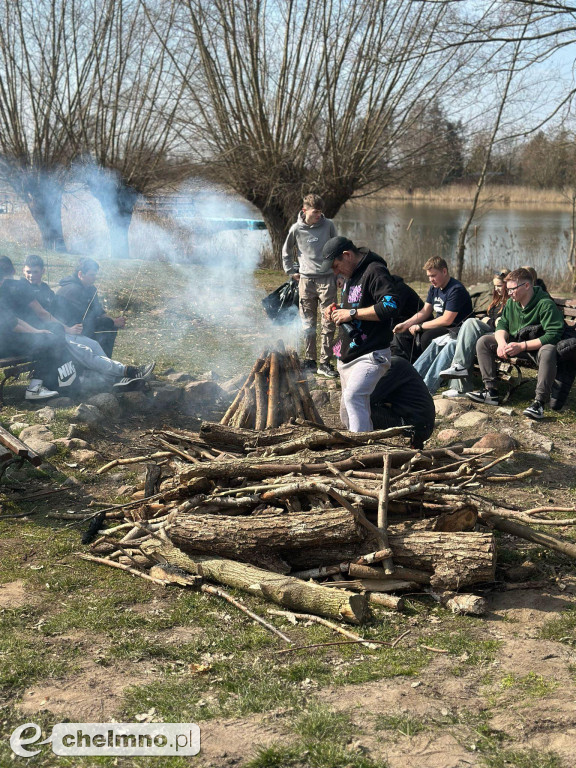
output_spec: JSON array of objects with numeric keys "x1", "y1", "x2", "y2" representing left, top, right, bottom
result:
[{"x1": 322, "y1": 236, "x2": 355, "y2": 262}]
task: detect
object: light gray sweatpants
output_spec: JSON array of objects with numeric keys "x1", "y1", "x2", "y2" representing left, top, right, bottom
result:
[
  {"x1": 65, "y1": 334, "x2": 125, "y2": 381},
  {"x1": 337, "y1": 348, "x2": 391, "y2": 432}
]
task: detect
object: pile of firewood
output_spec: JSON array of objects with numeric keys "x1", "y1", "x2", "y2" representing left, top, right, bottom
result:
[
  {"x1": 78, "y1": 419, "x2": 576, "y2": 641},
  {"x1": 221, "y1": 347, "x2": 322, "y2": 429}
]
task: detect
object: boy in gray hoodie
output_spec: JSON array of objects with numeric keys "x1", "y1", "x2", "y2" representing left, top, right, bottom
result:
[{"x1": 282, "y1": 194, "x2": 337, "y2": 377}]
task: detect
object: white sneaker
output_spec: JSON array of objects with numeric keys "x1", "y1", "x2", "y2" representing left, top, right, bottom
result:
[
  {"x1": 25, "y1": 384, "x2": 58, "y2": 400},
  {"x1": 442, "y1": 388, "x2": 468, "y2": 398},
  {"x1": 439, "y1": 364, "x2": 468, "y2": 378}
]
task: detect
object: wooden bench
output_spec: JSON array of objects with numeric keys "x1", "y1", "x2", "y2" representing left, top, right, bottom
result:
[
  {"x1": 494, "y1": 297, "x2": 576, "y2": 399},
  {"x1": 0, "y1": 356, "x2": 35, "y2": 406}
]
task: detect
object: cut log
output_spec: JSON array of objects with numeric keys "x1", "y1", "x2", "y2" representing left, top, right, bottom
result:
[
  {"x1": 348, "y1": 563, "x2": 431, "y2": 584},
  {"x1": 285, "y1": 531, "x2": 495, "y2": 590},
  {"x1": 388, "y1": 531, "x2": 496, "y2": 590},
  {"x1": 367, "y1": 593, "x2": 405, "y2": 610},
  {"x1": 141, "y1": 539, "x2": 369, "y2": 624},
  {"x1": 168, "y1": 507, "x2": 364, "y2": 562}
]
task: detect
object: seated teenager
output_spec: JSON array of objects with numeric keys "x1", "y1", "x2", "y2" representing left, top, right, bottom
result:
[
  {"x1": 413, "y1": 270, "x2": 510, "y2": 396},
  {"x1": 392, "y1": 257, "x2": 473, "y2": 362},
  {"x1": 370, "y1": 357, "x2": 436, "y2": 449},
  {"x1": 20, "y1": 254, "x2": 154, "y2": 390},
  {"x1": 467, "y1": 267, "x2": 564, "y2": 419},
  {"x1": 56, "y1": 257, "x2": 126, "y2": 357},
  {"x1": 0, "y1": 258, "x2": 65, "y2": 400}
]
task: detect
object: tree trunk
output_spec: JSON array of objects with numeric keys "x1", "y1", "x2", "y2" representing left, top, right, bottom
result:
[
  {"x1": 89, "y1": 176, "x2": 140, "y2": 260},
  {"x1": 168, "y1": 507, "x2": 364, "y2": 564},
  {"x1": 141, "y1": 538, "x2": 369, "y2": 624},
  {"x1": 260, "y1": 205, "x2": 291, "y2": 269},
  {"x1": 21, "y1": 176, "x2": 66, "y2": 251}
]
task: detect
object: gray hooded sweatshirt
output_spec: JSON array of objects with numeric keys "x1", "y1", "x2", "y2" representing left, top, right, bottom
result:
[{"x1": 282, "y1": 212, "x2": 337, "y2": 277}]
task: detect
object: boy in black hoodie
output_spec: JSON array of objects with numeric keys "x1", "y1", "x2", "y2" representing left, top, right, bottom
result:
[
  {"x1": 56, "y1": 257, "x2": 126, "y2": 357},
  {"x1": 322, "y1": 236, "x2": 400, "y2": 431}
]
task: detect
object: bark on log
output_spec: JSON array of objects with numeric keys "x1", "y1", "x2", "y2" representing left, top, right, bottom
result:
[
  {"x1": 266, "y1": 351, "x2": 280, "y2": 429},
  {"x1": 388, "y1": 531, "x2": 496, "y2": 590},
  {"x1": 286, "y1": 531, "x2": 495, "y2": 591},
  {"x1": 168, "y1": 507, "x2": 364, "y2": 562},
  {"x1": 367, "y1": 593, "x2": 405, "y2": 610},
  {"x1": 348, "y1": 563, "x2": 431, "y2": 584},
  {"x1": 479, "y1": 511, "x2": 576, "y2": 561},
  {"x1": 254, "y1": 372, "x2": 268, "y2": 431},
  {"x1": 141, "y1": 539, "x2": 369, "y2": 624}
]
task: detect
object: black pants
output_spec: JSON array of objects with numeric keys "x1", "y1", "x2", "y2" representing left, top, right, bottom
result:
[
  {"x1": 89, "y1": 316, "x2": 117, "y2": 358},
  {"x1": 391, "y1": 327, "x2": 452, "y2": 363},
  {"x1": 0, "y1": 332, "x2": 67, "y2": 383},
  {"x1": 371, "y1": 402, "x2": 434, "y2": 449}
]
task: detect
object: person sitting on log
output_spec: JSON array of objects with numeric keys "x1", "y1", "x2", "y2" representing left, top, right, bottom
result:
[
  {"x1": 19, "y1": 254, "x2": 154, "y2": 391},
  {"x1": 55, "y1": 256, "x2": 126, "y2": 357},
  {"x1": 413, "y1": 269, "x2": 510, "y2": 397},
  {"x1": 370, "y1": 356, "x2": 436, "y2": 449},
  {"x1": 391, "y1": 257, "x2": 473, "y2": 363},
  {"x1": 321, "y1": 236, "x2": 400, "y2": 432},
  {"x1": 467, "y1": 267, "x2": 564, "y2": 419}
]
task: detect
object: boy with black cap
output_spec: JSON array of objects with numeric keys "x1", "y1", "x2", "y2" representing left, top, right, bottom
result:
[{"x1": 322, "y1": 236, "x2": 400, "y2": 431}]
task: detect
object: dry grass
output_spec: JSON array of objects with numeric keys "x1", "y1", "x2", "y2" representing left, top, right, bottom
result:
[{"x1": 363, "y1": 184, "x2": 573, "y2": 207}]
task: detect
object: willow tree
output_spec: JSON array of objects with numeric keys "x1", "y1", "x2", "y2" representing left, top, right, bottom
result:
[
  {"x1": 0, "y1": 0, "x2": 113, "y2": 250},
  {"x1": 74, "y1": 0, "x2": 195, "y2": 259},
  {"x1": 150, "y1": 0, "x2": 481, "y2": 263}
]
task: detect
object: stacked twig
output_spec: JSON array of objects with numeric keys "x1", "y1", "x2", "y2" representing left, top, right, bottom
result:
[
  {"x1": 78, "y1": 417, "x2": 576, "y2": 636},
  {"x1": 221, "y1": 347, "x2": 322, "y2": 429}
]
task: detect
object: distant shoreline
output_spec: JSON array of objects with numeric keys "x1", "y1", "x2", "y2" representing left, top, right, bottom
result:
[{"x1": 356, "y1": 184, "x2": 572, "y2": 209}]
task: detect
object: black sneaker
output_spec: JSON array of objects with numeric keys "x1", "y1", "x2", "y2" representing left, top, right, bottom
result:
[
  {"x1": 125, "y1": 361, "x2": 156, "y2": 380},
  {"x1": 302, "y1": 359, "x2": 317, "y2": 373},
  {"x1": 523, "y1": 400, "x2": 544, "y2": 420},
  {"x1": 467, "y1": 389, "x2": 499, "y2": 406},
  {"x1": 316, "y1": 362, "x2": 337, "y2": 378}
]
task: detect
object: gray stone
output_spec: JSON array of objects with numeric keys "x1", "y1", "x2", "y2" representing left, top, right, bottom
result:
[
  {"x1": 49, "y1": 397, "x2": 74, "y2": 409},
  {"x1": 73, "y1": 403, "x2": 103, "y2": 426},
  {"x1": 167, "y1": 372, "x2": 193, "y2": 383},
  {"x1": 22, "y1": 438, "x2": 57, "y2": 458},
  {"x1": 472, "y1": 432, "x2": 517, "y2": 452},
  {"x1": 87, "y1": 393, "x2": 121, "y2": 419},
  {"x1": 436, "y1": 428, "x2": 461, "y2": 443},
  {"x1": 434, "y1": 399, "x2": 461, "y2": 417},
  {"x1": 311, "y1": 390, "x2": 330, "y2": 408},
  {"x1": 35, "y1": 407, "x2": 56, "y2": 423},
  {"x1": 495, "y1": 406, "x2": 516, "y2": 416},
  {"x1": 220, "y1": 374, "x2": 246, "y2": 394},
  {"x1": 200, "y1": 370, "x2": 219, "y2": 381},
  {"x1": 152, "y1": 385, "x2": 182, "y2": 411},
  {"x1": 182, "y1": 381, "x2": 224, "y2": 413},
  {"x1": 120, "y1": 391, "x2": 154, "y2": 412},
  {"x1": 329, "y1": 391, "x2": 342, "y2": 408},
  {"x1": 53, "y1": 438, "x2": 71, "y2": 448},
  {"x1": 10, "y1": 422, "x2": 28, "y2": 433},
  {"x1": 19, "y1": 425, "x2": 55, "y2": 443},
  {"x1": 70, "y1": 449, "x2": 100, "y2": 463},
  {"x1": 66, "y1": 423, "x2": 83, "y2": 439},
  {"x1": 453, "y1": 411, "x2": 491, "y2": 428}
]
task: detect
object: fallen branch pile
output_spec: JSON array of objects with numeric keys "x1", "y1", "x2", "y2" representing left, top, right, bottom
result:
[{"x1": 77, "y1": 412, "x2": 576, "y2": 641}]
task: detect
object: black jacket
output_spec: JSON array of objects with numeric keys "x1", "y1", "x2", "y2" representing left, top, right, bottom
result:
[
  {"x1": 335, "y1": 250, "x2": 399, "y2": 364},
  {"x1": 56, "y1": 275, "x2": 105, "y2": 335}
]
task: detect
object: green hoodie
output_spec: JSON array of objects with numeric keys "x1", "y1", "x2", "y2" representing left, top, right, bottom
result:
[{"x1": 496, "y1": 286, "x2": 564, "y2": 346}]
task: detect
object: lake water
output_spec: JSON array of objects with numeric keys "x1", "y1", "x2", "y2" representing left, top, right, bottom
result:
[{"x1": 334, "y1": 201, "x2": 573, "y2": 285}]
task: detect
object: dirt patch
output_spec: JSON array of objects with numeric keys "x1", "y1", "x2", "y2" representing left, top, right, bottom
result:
[
  {"x1": 19, "y1": 660, "x2": 150, "y2": 722},
  {"x1": 0, "y1": 579, "x2": 41, "y2": 609},
  {"x1": 195, "y1": 715, "x2": 290, "y2": 768}
]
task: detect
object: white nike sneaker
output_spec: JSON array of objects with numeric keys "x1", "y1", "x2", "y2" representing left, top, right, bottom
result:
[{"x1": 25, "y1": 384, "x2": 58, "y2": 400}]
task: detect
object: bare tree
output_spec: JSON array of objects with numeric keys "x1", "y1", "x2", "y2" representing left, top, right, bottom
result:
[
  {"x1": 73, "y1": 0, "x2": 195, "y2": 259},
  {"x1": 149, "y1": 0, "x2": 485, "y2": 263},
  {"x1": 0, "y1": 0, "x2": 112, "y2": 249}
]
